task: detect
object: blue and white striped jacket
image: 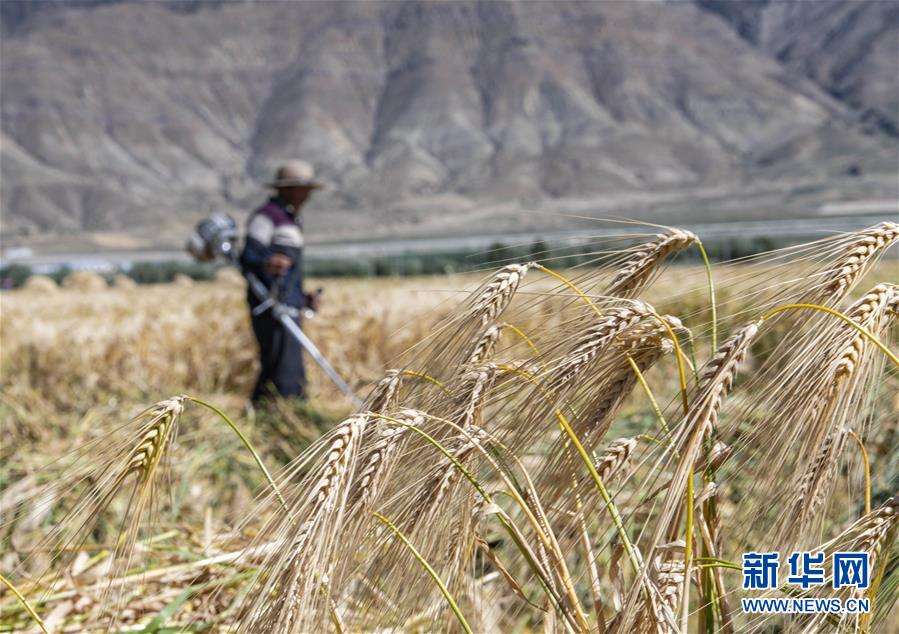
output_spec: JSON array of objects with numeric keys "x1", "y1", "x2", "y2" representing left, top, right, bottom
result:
[{"x1": 239, "y1": 197, "x2": 306, "y2": 309}]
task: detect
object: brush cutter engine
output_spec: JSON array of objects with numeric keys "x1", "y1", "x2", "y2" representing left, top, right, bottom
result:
[{"x1": 186, "y1": 212, "x2": 239, "y2": 263}]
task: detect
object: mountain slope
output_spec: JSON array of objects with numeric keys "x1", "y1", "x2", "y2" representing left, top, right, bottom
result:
[
  {"x1": 697, "y1": 0, "x2": 898, "y2": 135},
  {"x1": 1, "y1": 0, "x2": 895, "y2": 246}
]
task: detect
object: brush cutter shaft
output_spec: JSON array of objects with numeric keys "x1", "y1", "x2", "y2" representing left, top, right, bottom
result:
[
  {"x1": 274, "y1": 306, "x2": 360, "y2": 406},
  {"x1": 244, "y1": 271, "x2": 361, "y2": 406}
]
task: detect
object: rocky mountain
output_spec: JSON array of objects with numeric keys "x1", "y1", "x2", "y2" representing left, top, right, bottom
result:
[
  {"x1": 1, "y1": 0, "x2": 895, "y2": 248},
  {"x1": 697, "y1": 0, "x2": 898, "y2": 135}
]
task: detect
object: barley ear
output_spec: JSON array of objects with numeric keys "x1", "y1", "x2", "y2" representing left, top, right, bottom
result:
[{"x1": 607, "y1": 229, "x2": 697, "y2": 297}]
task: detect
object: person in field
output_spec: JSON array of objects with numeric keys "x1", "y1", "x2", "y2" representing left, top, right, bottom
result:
[{"x1": 240, "y1": 160, "x2": 322, "y2": 402}]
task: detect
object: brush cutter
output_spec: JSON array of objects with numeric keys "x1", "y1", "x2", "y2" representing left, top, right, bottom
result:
[{"x1": 188, "y1": 213, "x2": 362, "y2": 406}]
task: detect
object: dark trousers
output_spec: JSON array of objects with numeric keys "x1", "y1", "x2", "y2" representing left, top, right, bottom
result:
[{"x1": 250, "y1": 310, "x2": 306, "y2": 402}]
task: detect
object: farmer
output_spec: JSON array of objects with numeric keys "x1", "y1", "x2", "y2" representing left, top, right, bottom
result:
[{"x1": 240, "y1": 159, "x2": 322, "y2": 403}]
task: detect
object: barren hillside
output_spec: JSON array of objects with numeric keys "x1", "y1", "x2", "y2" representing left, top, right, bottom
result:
[{"x1": 1, "y1": 0, "x2": 895, "y2": 247}]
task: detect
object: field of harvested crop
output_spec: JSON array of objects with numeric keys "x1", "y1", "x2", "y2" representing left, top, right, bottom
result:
[{"x1": 1, "y1": 224, "x2": 897, "y2": 632}]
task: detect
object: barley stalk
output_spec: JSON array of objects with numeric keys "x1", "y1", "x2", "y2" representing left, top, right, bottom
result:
[
  {"x1": 0, "y1": 573, "x2": 48, "y2": 634},
  {"x1": 374, "y1": 512, "x2": 473, "y2": 634}
]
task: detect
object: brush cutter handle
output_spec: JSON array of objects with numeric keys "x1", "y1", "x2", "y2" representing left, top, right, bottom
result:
[{"x1": 303, "y1": 287, "x2": 323, "y2": 318}]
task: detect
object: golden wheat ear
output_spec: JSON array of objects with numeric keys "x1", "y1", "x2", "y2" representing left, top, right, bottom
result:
[
  {"x1": 348, "y1": 409, "x2": 424, "y2": 513},
  {"x1": 730, "y1": 283, "x2": 899, "y2": 550},
  {"x1": 464, "y1": 323, "x2": 503, "y2": 367},
  {"x1": 653, "y1": 322, "x2": 759, "y2": 538},
  {"x1": 550, "y1": 301, "x2": 657, "y2": 391},
  {"x1": 469, "y1": 263, "x2": 533, "y2": 326},
  {"x1": 822, "y1": 222, "x2": 899, "y2": 300},
  {"x1": 581, "y1": 315, "x2": 680, "y2": 438},
  {"x1": 237, "y1": 413, "x2": 369, "y2": 632},
  {"x1": 532, "y1": 316, "x2": 678, "y2": 508},
  {"x1": 606, "y1": 228, "x2": 697, "y2": 297},
  {"x1": 366, "y1": 368, "x2": 402, "y2": 412},
  {"x1": 387, "y1": 263, "x2": 533, "y2": 411},
  {"x1": 595, "y1": 437, "x2": 640, "y2": 484},
  {"x1": 823, "y1": 496, "x2": 897, "y2": 568},
  {"x1": 7, "y1": 396, "x2": 185, "y2": 621}
]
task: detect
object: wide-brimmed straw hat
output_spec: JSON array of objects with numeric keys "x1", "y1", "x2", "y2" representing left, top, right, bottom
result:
[{"x1": 266, "y1": 159, "x2": 323, "y2": 189}]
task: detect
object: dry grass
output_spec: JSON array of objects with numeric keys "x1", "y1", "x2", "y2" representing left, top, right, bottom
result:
[
  {"x1": 0, "y1": 274, "x2": 475, "y2": 413},
  {"x1": 1, "y1": 224, "x2": 897, "y2": 632}
]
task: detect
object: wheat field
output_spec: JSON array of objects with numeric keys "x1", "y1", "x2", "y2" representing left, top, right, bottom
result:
[{"x1": 1, "y1": 224, "x2": 897, "y2": 633}]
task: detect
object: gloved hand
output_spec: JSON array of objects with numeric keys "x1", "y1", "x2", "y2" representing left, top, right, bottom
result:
[
  {"x1": 264, "y1": 253, "x2": 293, "y2": 276},
  {"x1": 305, "y1": 288, "x2": 323, "y2": 312}
]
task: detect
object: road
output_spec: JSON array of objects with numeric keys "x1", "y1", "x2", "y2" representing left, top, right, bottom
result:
[{"x1": 1, "y1": 213, "x2": 895, "y2": 273}]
